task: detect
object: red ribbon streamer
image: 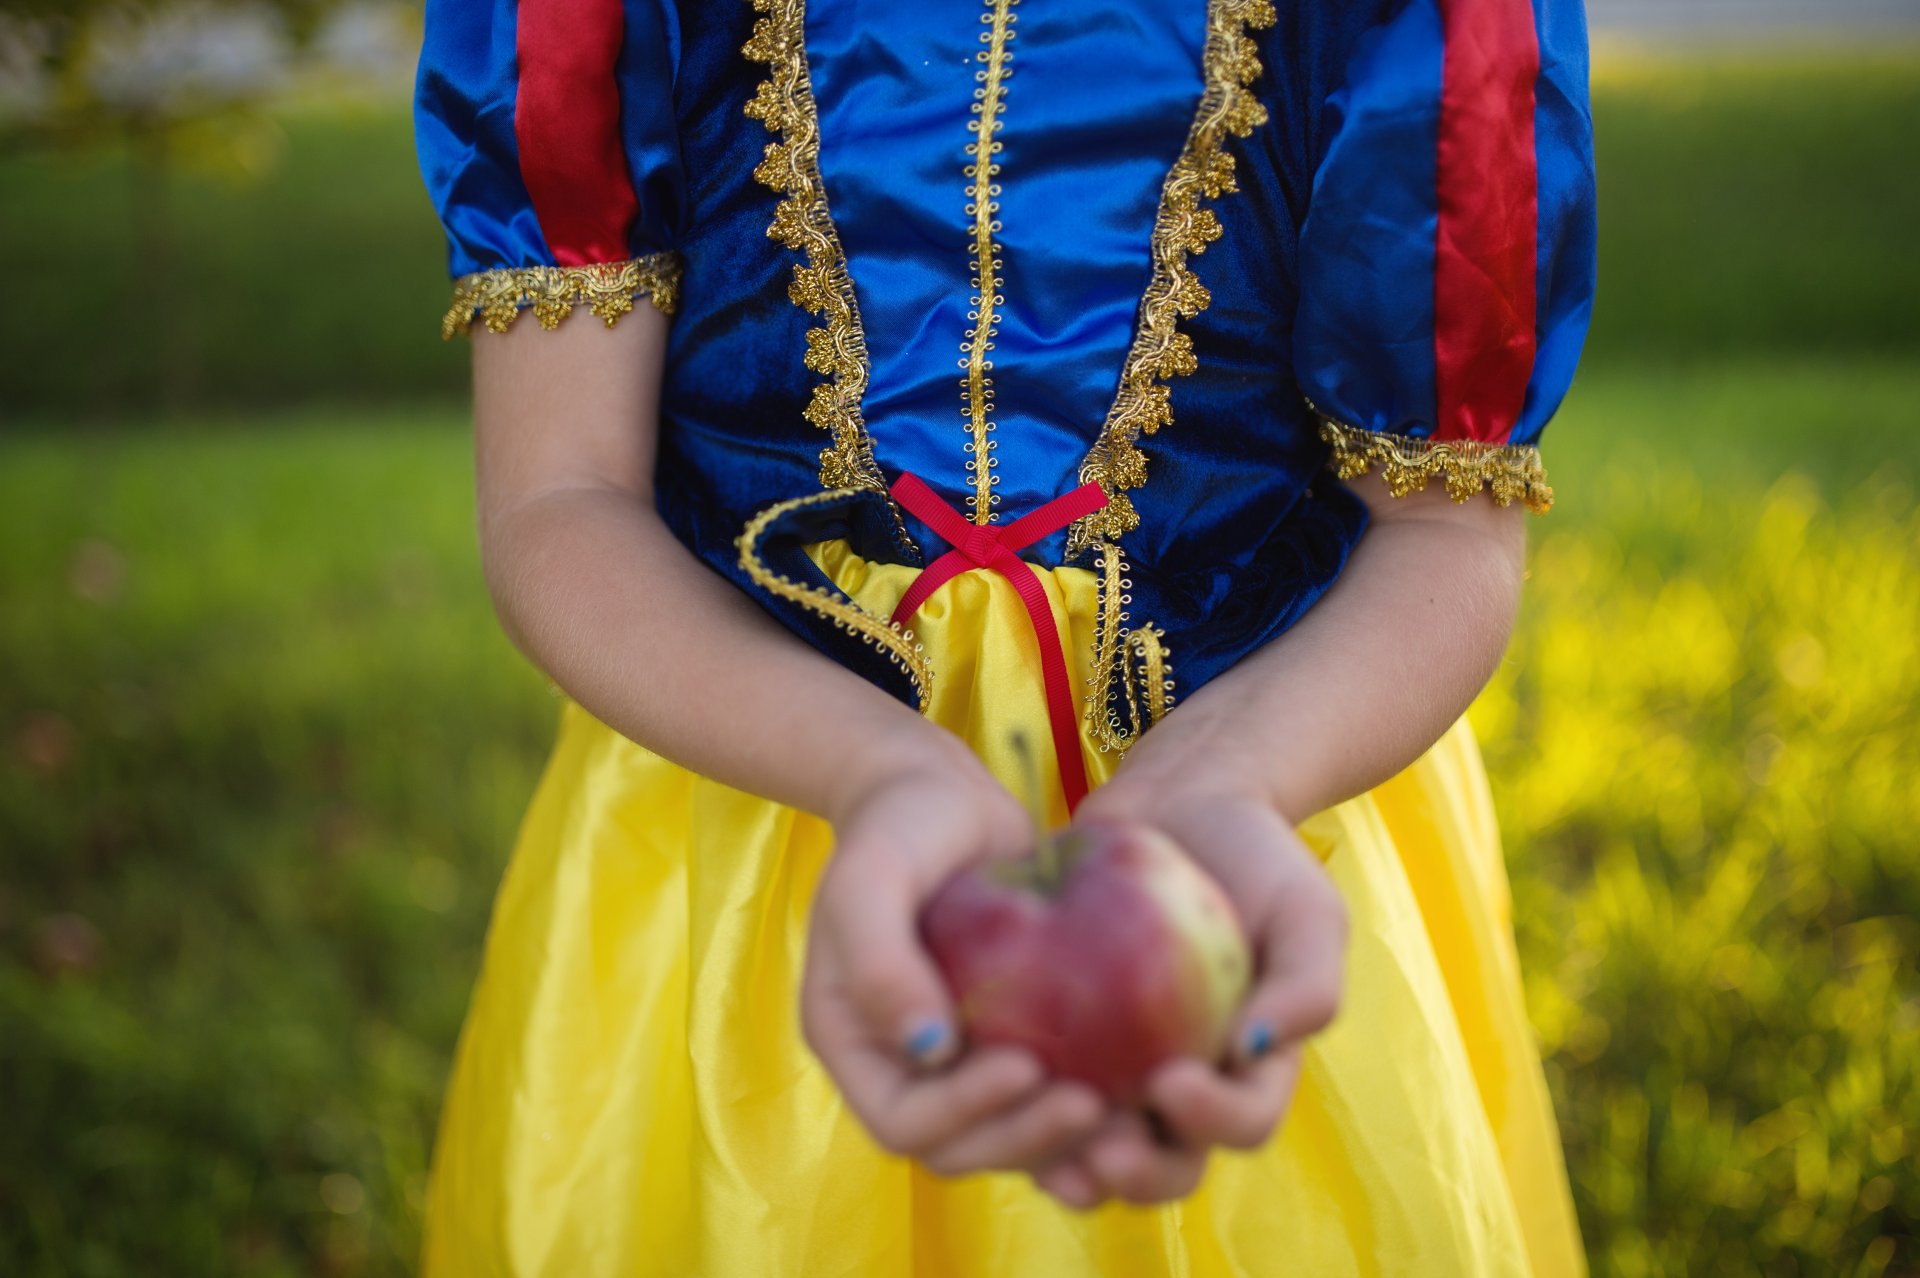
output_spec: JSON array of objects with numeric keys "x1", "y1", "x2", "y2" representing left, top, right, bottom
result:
[{"x1": 888, "y1": 473, "x2": 1109, "y2": 812}]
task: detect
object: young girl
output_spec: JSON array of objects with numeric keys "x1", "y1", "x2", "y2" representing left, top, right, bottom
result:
[{"x1": 415, "y1": 0, "x2": 1594, "y2": 1272}]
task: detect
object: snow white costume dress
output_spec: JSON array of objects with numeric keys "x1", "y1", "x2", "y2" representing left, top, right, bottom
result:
[{"x1": 414, "y1": 0, "x2": 1597, "y2": 1271}]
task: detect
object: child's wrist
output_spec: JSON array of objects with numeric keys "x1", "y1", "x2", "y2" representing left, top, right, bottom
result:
[
  {"x1": 1103, "y1": 705, "x2": 1330, "y2": 826},
  {"x1": 1100, "y1": 716, "x2": 1280, "y2": 813},
  {"x1": 818, "y1": 721, "x2": 988, "y2": 830}
]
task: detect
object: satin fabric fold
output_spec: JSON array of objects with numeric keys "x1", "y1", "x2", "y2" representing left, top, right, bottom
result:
[{"x1": 422, "y1": 542, "x2": 1584, "y2": 1276}]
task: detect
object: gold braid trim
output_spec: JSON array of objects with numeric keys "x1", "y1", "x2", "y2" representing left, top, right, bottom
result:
[
  {"x1": 743, "y1": 0, "x2": 890, "y2": 503},
  {"x1": 440, "y1": 253, "x2": 682, "y2": 340},
  {"x1": 1317, "y1": 414, "x2": 1555, "y2": 513},
  {"x1": 736, "y1": 491, "x2": 934, "y2": 710},
  {"x1": 1084, "y1": 541, "x2": 1176, "y2": 753},
  {"x1": 1067, "y1": 0, "x2": 1277, "y2": 557},
  {"x1": 960, "y1": 0, "x2": 1018, "y2": 524}
]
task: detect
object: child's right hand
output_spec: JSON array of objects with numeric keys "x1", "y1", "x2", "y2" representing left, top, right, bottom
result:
[{"x1": 802, "y1": 755, "x2": 1107, "y2": 1178}]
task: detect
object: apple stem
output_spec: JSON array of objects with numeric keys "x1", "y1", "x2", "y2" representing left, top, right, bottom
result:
[{"x1": 1010, "y1": 730, "x2": 1059, "y2": 888}]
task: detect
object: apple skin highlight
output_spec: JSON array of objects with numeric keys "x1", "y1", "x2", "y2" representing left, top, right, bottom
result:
[{"x1": 919, "y1": 822, "x2": 1252, "y2": 1104}]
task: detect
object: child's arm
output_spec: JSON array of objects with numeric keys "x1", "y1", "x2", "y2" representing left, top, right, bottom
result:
[
  {"x1": 473, "y1": 312, "x2": 944, "y2": 817},
  {"x1": 1039, "y1": 483, "x2": 1528, "y2": 1208},
  {"x1": 1116, "y1": 481, "x2": 1528, "y2": 820},
  {"x1": 471, "y1": 312, "x2": 1104, "y2": 1178}
]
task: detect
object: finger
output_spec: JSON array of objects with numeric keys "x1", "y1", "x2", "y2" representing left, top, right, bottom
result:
[
  {"x1": 811, "y1": 855, "x2": 962, "y2": 1069},
  {"x1": 1146, "y1": 1047, "x2": 1305, "y2": 1151},
  {"x1": 803, "y1": 962, "x2": 1040, "y2": 1149},
  {"x1": 1084, "y1": 1112, "x2": 1209, "y2": 1205},
  {"x1": 1233, "y1": 870, "x2": 1348, "y2": 1064},
  {"x1": 920, "y1": 1082, "x2": 1105, "y2": 1178},
  {"x1": 882, "y1": 1047, "x2": 1055, "y2": 1156},
  {"x1": 833, "y1": 1039, "x2": 1049, "y2": 1158},
  {"x1": 1034, "y1": 1158, "x2": 1106, "y2": 1212}
]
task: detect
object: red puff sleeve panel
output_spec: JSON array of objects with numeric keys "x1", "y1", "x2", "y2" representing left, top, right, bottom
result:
[
  {"x1": 1293, "y1": 0, "x2": 1596, "y2": 512},
  {"x1": 418, "y1": 0, "x2": 688, "y2": 336}
]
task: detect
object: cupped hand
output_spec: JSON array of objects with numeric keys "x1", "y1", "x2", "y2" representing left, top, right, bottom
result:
[
  {"x1": 1032, "y1": 781, "x2": 1348, "y2": 1209},
  {"x1": 803, "y1": 753, "x2": 1107, "y2": 1178}
]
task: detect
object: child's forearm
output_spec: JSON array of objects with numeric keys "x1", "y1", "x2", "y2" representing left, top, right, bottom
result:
[
  {"x1": 1113, "y1": 486, "x2": 1530, "y2": 821},
  {"x1": 482, "y1": 489, "x2": 972, "y2": 818},
  {"x1": 472, "y1": 315, "x2": 978, "y2": 823}
]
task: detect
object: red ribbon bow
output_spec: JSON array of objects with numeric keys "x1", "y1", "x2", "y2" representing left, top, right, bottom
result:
[{"x1": 889, "y1": 472, "x2": 1110, "y2": 812}]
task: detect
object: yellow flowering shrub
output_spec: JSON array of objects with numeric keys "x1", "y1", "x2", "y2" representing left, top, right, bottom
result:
[{"x1": 1478, "y1": 464, "x2": 1920, "y2": 1276}]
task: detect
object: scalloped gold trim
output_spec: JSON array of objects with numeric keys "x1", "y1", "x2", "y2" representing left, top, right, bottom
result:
[
  {"x1": 736, "y1": 490, "x2": 934, "y2": 711},
  {"x1": 1067, "y1": 0, "x2": 1277, "y2": 556},
  {"x1": 1317, "y1": 414, "x2": 1554, "y2": 513},
  {"x1": 959, "y1": 0, "x2": 1018, "y2": 524},
  {"x1": 743, "y1": 0, "x2": 891, "y2": 503},
  {"x1": 440, "y1": 254, "x2": 682, "y2": 340},
  {"x1": 1084, "y1": 540, "x2": 1176, "y2": 753}
]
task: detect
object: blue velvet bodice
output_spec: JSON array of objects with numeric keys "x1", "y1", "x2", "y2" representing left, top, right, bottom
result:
[{"x1": 417, "y1": 0, "x2": 1595, "y2": 724}]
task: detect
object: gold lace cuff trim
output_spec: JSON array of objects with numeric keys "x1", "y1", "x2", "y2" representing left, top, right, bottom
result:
[
  {"x1": 440, "y1": 253, "x2": 683, "y2": 340},
  {"x1": 1318, "y1": 416, "x2": 1554, "y2": 514}
]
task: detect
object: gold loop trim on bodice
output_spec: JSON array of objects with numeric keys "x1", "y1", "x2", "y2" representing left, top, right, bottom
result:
[
  {"x1": 736, "y1": 490, "x2": 935, "y2": 710},
  {"x1": 959, "y1": 0, "x2": 1019, "y2": 525},
  {"x1": 1084, "y1": 541, "x2": 1176, "y2": 752}
]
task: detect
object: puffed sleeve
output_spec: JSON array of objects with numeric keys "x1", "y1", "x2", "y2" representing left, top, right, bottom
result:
[
  {"x1": 1292, "y1": 0, "x2": 1595, "y2": 512},
  {"x1": 415, "y1": 0, "x2": 689, "y2": 338}
]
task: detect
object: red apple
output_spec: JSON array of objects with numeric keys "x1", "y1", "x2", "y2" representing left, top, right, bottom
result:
[{"x1": 918, "y1": 820, "x2": 1251, "y2": 1103}]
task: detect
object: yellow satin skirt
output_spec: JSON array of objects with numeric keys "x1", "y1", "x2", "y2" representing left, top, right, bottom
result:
[{"x1": 422, "y1": 541, "x2": 1586, "y2": 1276}]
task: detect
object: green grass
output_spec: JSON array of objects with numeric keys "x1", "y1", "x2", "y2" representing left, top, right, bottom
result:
[
  {"x1": 0, "y1": 107, "x2": 467, "y2": 418},
  {"x1": 1548, "y1": 355, "x2": 1920, "y2": 507},
  {"x1": 1583, "y1": 50, "x2": 1920, "y2": 367},
  {"x1": 0, "y1": 411, "x2": 551, "y2": 1275}
]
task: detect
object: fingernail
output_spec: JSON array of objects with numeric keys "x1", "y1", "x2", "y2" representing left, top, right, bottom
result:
[
  {"x1": 905, "y1": 1019, "x2": 951, "y2": 1064},
  {"x1": 1244, "y1": 1020, "x2": 1275, "y2": 1060}
]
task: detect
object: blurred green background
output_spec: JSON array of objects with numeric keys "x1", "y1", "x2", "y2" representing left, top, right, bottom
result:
[{"x1": 2, "y1": 13, "x2": 1918, "y2": 1277}]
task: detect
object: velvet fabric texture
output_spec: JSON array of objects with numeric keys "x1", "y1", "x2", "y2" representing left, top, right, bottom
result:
[{"x1": 414, "y1": 0, "x2": 1596, "y2": 712}]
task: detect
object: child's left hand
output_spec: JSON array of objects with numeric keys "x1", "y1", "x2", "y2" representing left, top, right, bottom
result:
[
  {"x1": 802, "y1": 756, "x2": 1109, "y2": 1180},
  {"x1": 1029, "y1": 781, "x2": 1349, "y2": 1209}
]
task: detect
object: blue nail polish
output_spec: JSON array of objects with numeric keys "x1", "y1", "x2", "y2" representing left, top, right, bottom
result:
[
  {"x1": 906, "y1": 1020, "x2": 949, "y2": 1062},
  {"x1": 1245, "y1": 1021, "x2": 1275, "y2": 1060}
]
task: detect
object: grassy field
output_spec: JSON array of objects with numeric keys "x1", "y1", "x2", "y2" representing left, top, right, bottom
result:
[
  {"x1": 0, "y1": 106, "x2": 467, "y2": 419},
  {"x1": 3, "y1": 45, "x2": 1919, "y2": 1278},
  {"x1": 0, "y1": 412, "x2": 542, "y2": 1273},
  {"x1": 1582, "y1": 49, "x2": 1920, "y2": 366}
]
